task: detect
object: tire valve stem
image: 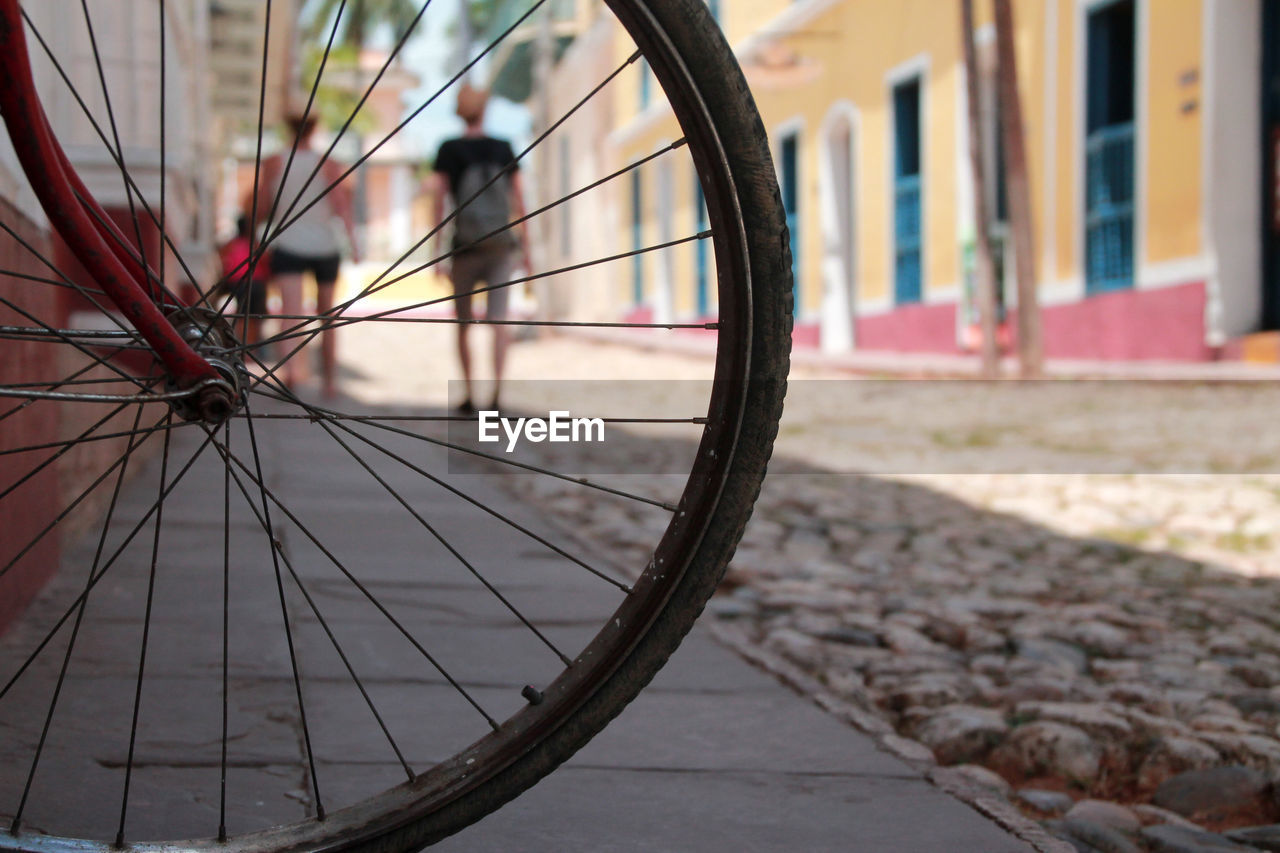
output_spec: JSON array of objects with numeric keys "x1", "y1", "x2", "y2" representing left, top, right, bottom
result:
[{"x1": 521, "y1": 685, "x2": 544, "y2": 706}]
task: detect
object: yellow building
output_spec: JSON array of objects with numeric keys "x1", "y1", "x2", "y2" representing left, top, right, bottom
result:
[{"x1": 529, "y1": 0, "x2": 1280, "y2": 361}]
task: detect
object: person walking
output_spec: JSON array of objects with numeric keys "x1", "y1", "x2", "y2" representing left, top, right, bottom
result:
[
  {"x1": 254, "y1": 113, "x2": 358, "y2": 399},
  {"x1": 428, "y1": 83, "x2": 532, "y2": 414},
  {"x1": 217, "y1": 213, "x2": 271, "y2": 348}
]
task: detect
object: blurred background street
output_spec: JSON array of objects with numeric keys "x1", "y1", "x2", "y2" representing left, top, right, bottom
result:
[{"x1": 3, "y1": 0, "x2": 1280, "y2": 850}]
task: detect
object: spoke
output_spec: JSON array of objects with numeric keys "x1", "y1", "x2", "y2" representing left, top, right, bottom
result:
[
  {"x1": 0, "y1": 219, "x2": 89, "y2": 297},
  {"x1": 10, "y1": 406, "x2": 149, "y2": 834},
  {"x1": 244, "y1": 231, "x2": 711, "y2": 363},
  {"x1": 401, "y1": 137, "x2": 690, "y2": 291},
  {"x1": 20, "y1": 10, "x2": 189, "y2": 309},
  {"x1": 225, "y1": 0, "x2": 347, "y2": 326},
  {"x1": 158, "y1": 0, "x2": 166, "y2": 289},
  {"x1": 219, "y1": 419, "x2": 231, "y2": 842},
  {"x1": 0, "y1": 306, "x2": 146, "y2": 391},
  {"x1": 238, "y1": 0, "x2": 435, "y2": 286},
  {"x1": 0, "y1": 409, "x2": 188, "y2": 458},
  {"x1": 240, "y1": 0, "x2": 274, "y2": 344},
  {"x1": 193, "y1": 0, "x2": 348, "y2": 331},
  {"x1": 242, "y1": 412, "x2": 707, "y2": 426},
  {"x1": 0, "y1": 326, "x2": 143, "y2": 344},
  {"x1": 225, "y1": 0, "x2": 539, "y2": 294},
  {"x1": 0, "y1": 266, "x2": 107, "y2": 296},
  {"x1": 72, "y1": 191, "x2": 188, "y2": 309},
  {"x1": 308, "y1": 416, "x2": 572, "y2": 666},
  {"x1": 345, "y1": 126, "x2": 681, "y2": 313},
  {"x1": 215, "y1": 404, "x2": 501, "y2": 731},
  {"x1": 115, "y1": 416, "x2": 174, "y2": 847},
  {"x1": 0, "y1": 389, "x2": 154, "y2": 504},
  {"x1": 0, "y1": 403, "x2": 170, "y2": 587},
  {"x1": 328, "y1": 415, "x2": 633, "y2": 593},
  {"x1": 0, "y1": 295, "x2": 156, "y2": 388},
  {"x1": 0, "y1": 219, "x2": 150, "y2": 354},
  {"x1": 271, "y1": 39, "x2": 635, "y2": 345},
  {"x1": 231, "y1": 313, "x2": 715, "y2": 331},
  {"x1": 0, "y1": 375, "x2": 160, "y2": 392},
  {"x1": 213, "y1": 434, "x2": 416, "y2": 785},
  {"x1": 0, "y1": 417, "x2": 213, "y2": 705},
  {"x1": 0, "y1": 339, "x2": 153, "y2": 356},
  {"x1": 237, "y1": 393, "x2": 326, "y2": 820},
  {"x1": 80, "y1": 0, "x2": 154, "y2": 284},
  {"x1": 0, "y1": 222, "x2": 164, "y2": 403},
  {"x1": 251, "y1": 387, "x2": 676, "y2": 512},
  {"x1": 0, "y1": 361, "x2": 119, "y2": 427},
  {"x1": 238, "y1": 378, "x2": 631, "y2": 593},
  {"x1": 22, "y1": 9, "x2": 206, "y2": 307},
  {"x1": 0, "y1": 372, "x2": 228, "y2": 405}
]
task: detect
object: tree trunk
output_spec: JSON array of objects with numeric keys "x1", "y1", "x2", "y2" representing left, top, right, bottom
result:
[
  {"x1": 532, "y1": 3, "x2": 558, "y2": 318},
  {"x1": 455, "y1": 0, "x2": 474, "y2": 76},
  {"x1": 993, "y1": 0, "x2": 1043, "y2": 378},
  {"x1": 350, "y1": 0, "x2": 368, "y2": 51},
  {"x1": 961, "y1": 0, "x2": 1001, "y2": 378}
]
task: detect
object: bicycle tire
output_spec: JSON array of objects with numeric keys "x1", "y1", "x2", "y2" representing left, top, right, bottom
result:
[
  {"x1": 0, "y1": 0, "x2": 791, "y2": 849},
  {"x1": 332, "y1": 1, "x2": 794, "y2": 846}
]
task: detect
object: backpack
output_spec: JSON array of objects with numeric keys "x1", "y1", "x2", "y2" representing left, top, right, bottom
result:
[{"x1": 453, "y1": 160, "x2": 518, "y2": 252}]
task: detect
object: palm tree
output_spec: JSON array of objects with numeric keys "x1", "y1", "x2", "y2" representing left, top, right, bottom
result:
[
  {"x1": 296, "y1": 0, "x2": 423, "y2": 260},
  {"x1": 295, "y1": 0, "x2": 423, "y2": 131},
  {"x1": 302, "y1": 0, "x2": 422, "y2": 50}
]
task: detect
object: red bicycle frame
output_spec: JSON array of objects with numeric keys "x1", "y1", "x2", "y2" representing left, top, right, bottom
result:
[{"x1": 0, "y1": 0, "x2": 228, "y2": 411}]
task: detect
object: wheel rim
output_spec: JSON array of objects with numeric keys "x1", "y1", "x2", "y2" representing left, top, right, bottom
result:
[{"x1": 0, "y1": 1, "x2": 772, "y2": 849}]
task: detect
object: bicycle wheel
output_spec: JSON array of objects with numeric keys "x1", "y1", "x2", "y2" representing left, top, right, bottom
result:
[{"x1": 0, "y1": 0, "x2": 790, "y2": 849}]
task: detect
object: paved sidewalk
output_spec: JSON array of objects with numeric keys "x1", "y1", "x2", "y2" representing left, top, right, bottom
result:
[
  {"x1": 437, "y1": 629, "x2": 1038, "y2": 852},
  {"x1": 0, "y1": 395, "x2": 1040, "y2": 851}
]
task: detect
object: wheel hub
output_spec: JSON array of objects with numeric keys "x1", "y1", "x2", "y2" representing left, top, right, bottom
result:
[{"x1": 166, "y1": 307, "x2": 246, "y2": 424}]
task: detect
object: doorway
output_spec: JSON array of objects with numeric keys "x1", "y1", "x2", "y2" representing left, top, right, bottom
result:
[{"x1": 820, "y1": 108, "x2": 857, "y2": 350}]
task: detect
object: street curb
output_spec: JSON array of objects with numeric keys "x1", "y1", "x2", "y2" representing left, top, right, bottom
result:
[
  {"x1": 708, "y1": 622, "x2": 1075, "y2": 853},
  {"x1": 551, "y1": 327, "x2": 1280, "y2": 381}
]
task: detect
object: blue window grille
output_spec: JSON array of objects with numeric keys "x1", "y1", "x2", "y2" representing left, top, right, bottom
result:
[
  {"x1": 1085, "y1": 123, "x2": 1135, "y2": 293},
  {"x1": 694, "y1": 177, "x2": 710, "y2": 316},
  {"x1": 631, "y1": 170, "x2": 644, "y2": 305},
  {"x1": 1084, "y1": 0, "x2": 1136, "y2": 293},
  {"x1": 894, "y1": 176, "x2": 923, "y2": 304},
  {"x1": 893, "y1": 78, "x2": 923, "y2": 305},
  {"x1": 779, "y1": 133, "x2": 800, "y2": 315},
  {"x1": 639, "y1": 59, "x2": 651, "y2": 110}
]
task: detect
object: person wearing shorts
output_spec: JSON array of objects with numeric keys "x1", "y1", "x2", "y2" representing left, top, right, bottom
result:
[
  {"x1": 270, "y1": 250, "x2": 341, "y2": 287},
  {"x1": 253, "y1": 113, "x2": 358, "y2": 398},
  {"x1": 428, "y1": 84, "x2": 532, "y2": 413}
]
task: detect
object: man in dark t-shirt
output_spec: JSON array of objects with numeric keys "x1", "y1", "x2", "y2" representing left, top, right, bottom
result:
[
  {"x1": 428, "y1": 84, "x2": 531, "y2": 413},
  {"x1": 433, "y1": 137, "x2": 517, "y2": 215}
]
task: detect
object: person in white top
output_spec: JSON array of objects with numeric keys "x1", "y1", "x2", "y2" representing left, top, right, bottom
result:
[{"x1": 253, "y1": 113, "x2": 358, "y2": 399}]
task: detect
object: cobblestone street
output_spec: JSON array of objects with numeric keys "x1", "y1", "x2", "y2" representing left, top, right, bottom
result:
[{"x1": 344, "y1": 321, "x2": 1280, "y2": 851}]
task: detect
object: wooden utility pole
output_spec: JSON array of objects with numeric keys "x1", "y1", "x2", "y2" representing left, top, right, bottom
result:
[
  {"x1": 993, "y1": 0, "x2": 1043, "y2": 377},
  {"x1": 961, "y1": 0, "x2": 1001, "y2": 378},
  {"x1": 532, "y1": 3, "x2": 558, "y2": 317}
]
